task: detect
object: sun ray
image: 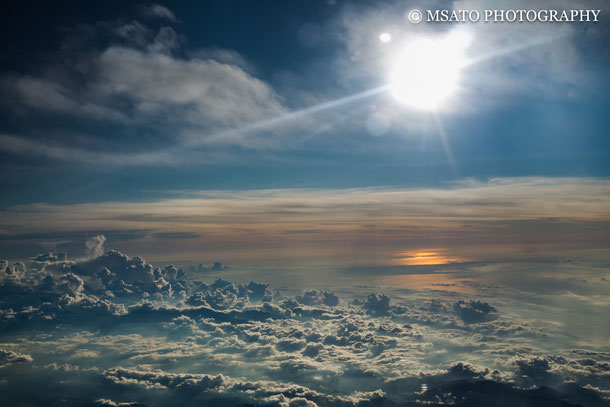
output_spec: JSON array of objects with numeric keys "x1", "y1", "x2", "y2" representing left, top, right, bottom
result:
[
  {"x1": 434, "y1": 111, "x2": 458, "y2": 174},
  {"x1": 184, "y1": 86, "x2": 388, "y2": 147}
]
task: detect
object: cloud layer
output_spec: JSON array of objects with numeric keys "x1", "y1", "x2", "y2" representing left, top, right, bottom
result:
[
  {"x1": 0, "y1": 247, "x2": 608, "y2": 406},
  {"x1": 1, "y1": 177, "x2": 608, "y2": 266}
]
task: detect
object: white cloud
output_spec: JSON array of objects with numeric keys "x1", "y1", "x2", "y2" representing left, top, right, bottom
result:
[
  {"x1": 92, "y1": 46, "x2": 286, "y2": 134},
  {"x1": 1, "y1": 18, "x2": 292, "y2": 162},
  {"x1": 0, "y1": 349, "x2": 33, "y2": 368},
  {"x1": 86, "y1": 235, "x2": 106, "y2": 259},
  {"x1": 140, "y1": 4, "x2": 179, "y2": 23}
]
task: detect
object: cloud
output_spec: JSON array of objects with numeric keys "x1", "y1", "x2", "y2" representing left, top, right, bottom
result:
[
  {"x1": 4, "y1": 41, "x2": 287, "y2": 146},
  {"x1": 362, "y1": 293, "x2": 391, "y2": 315},
  {"x1": 0, "y1": 349, "x2": 33, "y2": 368},
  {"x1": 0, "y1": 245, "x2": 609, "y2": 406},
  {"x1": 507, "y1": 352, "x2": 610, "y2": 390},
  {"x1": 185, "y1": 279, "x2": 271, "y2": 309},
  {"x1": 453, "y1": 299, "x2": 498, "y2": 323},
  {"x1": 1, "y1": 177, "x2": 608, "y2": 267},
  {"x1": 296, "y1": 290, "x2": 340, "y2": 307},
  {"x1": 69, "y1": 249, "x2": 189, "y2": 300},
  {"x1": 0, "y1": 134, "x2": 178, "y2": 166},
  {"x1": 414, "y1": 378, "x2": 600, "y2": 407},
  {"x1": 511, "y1": 355, "x2": 559, "y2": 386},
  {"x1": 0, "y1": 12, "x2": 293, "y2": 165},
  {"x1": 191, "y1": 262, "x2": 230, "y2": 273},
  {"x1": 31, "y1": 252, "x2": 67, "y2": 263},
  {"x1": 92, "y1": 45, "x2": 286, "y2": 136},
  {"x1": 86, "y1": 235, "x2": 107, "y2": 259},
  {"x1": 139, "y1": 4, "x2": 179, "y2": 23},
  {"x1": 100, "y1": 366, "x2": 387, "y2": 406},
  {"x1": 150, "y1": 232, "x2": 200, "y2": 240},
  {"x1": 96, "y1": 399, "x2": 144, "y2": 407}
]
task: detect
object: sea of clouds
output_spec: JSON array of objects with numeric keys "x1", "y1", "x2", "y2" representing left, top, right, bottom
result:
[{"x1": 0, "y1": 236, "x2": 608, "y2": 407}]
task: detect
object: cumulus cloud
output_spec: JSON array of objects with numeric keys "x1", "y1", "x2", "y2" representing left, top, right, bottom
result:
[
  {"x1": 0, "y1": 349, "x2": 33, "y2": 368},
  {"x1": 100, "y1": 367, "x2": 389, "y2": 406},
  {"x1": 0, "y1": 247, "x2": 608, "y2": 406},
  {"x1": 363, "y1": 293, "x2": 391, "y2": 314},
  {"x1": 296, "y1": 290, "x2": 339, "y2": 307},
  {"x1": 507, "y1": 353, "x2": 610, "y2": 390},
  {"x1": 191, "y1": 262, "x2": 230, "y2": 273},
  {"x1": 185, "y1": 279, "x2": 272, "y2": 309},
  {"x1": 453, "y1": 299, "x2": 498, "y2": 323},
  {"x1": 32, "y1": 252, "x2": 67, "y2": 263},
  {"x1": 96, "y1": 400, "x2": 143, "y2": 407},
  {"x1": 86, "y1": 235, "x2": 107, "y2": 259}
]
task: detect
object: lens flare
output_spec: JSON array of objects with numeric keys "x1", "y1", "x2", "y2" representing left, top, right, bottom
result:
[{"x1": 379, "y1": 32, "x2": 392, "y2": 43}]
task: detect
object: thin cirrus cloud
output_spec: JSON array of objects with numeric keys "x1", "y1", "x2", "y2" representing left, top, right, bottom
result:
[{"x1": 0, "y1": 177, "x2": 608, "y2": 265}]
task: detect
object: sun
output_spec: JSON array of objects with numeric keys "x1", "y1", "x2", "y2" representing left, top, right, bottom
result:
[{"x1": 388, "y1": 32, "x2": 471, "y2": 110}]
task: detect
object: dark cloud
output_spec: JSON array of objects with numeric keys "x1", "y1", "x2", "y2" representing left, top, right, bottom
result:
[
  {"x1": 363, "y1": 293, "x2": 391, "y2": 315},
  {"x1": 453, "y1": 300, "x2": 498, "y2": 323},
  {"x1": 31, "y1": 252, "x2": 68, "y2": 262},
  {"x1": 418, "y1": 379, "x2": 597, "y2": 407},
  {"x1": 0, "y1": 349, "x2": 33, "y2": 368},
  {"x1": 512, "y1": 355, "x2": 559, "y2": 386},
  {"x1": 96, "y1": 399, "x2": 144, "y2": 407},
  {"x1": 191, "y1": 262, "x2": 230, "y2": 273}
]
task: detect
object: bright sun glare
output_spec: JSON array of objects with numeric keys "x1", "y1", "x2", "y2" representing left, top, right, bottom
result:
[{"x1": 389, "y1": 32, "x2": 472, "y2": 110}]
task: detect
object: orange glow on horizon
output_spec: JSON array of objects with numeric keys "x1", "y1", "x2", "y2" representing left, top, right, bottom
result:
[{"x1": 391, "y1": 249, "x2": 469, "y2": 266}]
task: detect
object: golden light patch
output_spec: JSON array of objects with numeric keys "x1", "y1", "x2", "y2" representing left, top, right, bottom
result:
[{"x1": 391, "y1": 249, "x2": 468, "y2": 266}]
